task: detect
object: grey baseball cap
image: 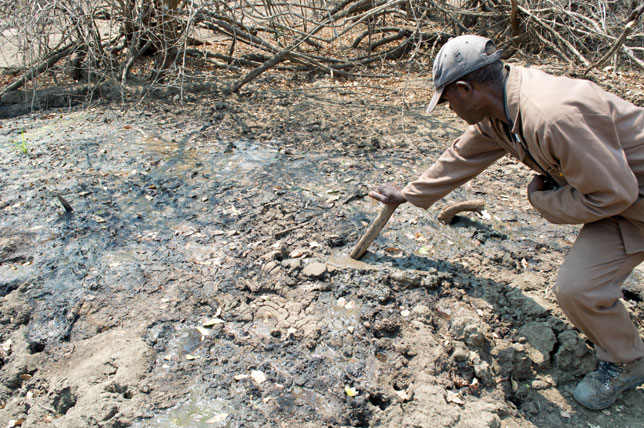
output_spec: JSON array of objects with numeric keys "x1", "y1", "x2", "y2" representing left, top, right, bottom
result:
[{"x1": 426, "y1": 35, "x2": 502, "y2": 113}]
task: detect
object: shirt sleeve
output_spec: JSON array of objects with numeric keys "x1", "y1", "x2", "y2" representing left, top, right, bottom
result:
[
  {"x1": 402, "y1": 124, "x2": 506, "y2": 209},
  {"x1": 528, "y1": 113, "x2": 639, "y2": 224}
]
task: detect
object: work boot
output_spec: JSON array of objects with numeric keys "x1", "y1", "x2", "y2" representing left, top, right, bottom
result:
[{"x1": 573, "y1": 357, "x2": 644, "y2": 410}]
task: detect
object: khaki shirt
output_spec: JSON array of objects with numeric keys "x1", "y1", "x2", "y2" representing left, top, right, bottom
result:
[{"x1": 402, "y1": 65, "x2": 644, "y2": 252}]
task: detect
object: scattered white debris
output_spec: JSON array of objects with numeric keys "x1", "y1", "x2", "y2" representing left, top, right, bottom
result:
[{"x1": 251, "y1": 370, "x2": 267, "y2": 385}]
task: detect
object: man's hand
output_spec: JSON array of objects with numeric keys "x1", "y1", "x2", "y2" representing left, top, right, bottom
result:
[
  {"x1": 528, "y1": 175, "x2": 547, "y2": 197},
  {"x1": 527, "y1": 174, "x2": 558, "y2": 198},
  {"x1": 368, "y1": 183, "x2": 407, "y2": 206}
]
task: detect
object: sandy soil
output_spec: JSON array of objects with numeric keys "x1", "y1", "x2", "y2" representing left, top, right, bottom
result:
[{"x1": 0, "y1": 65, "x2": 643, "y2": 428}]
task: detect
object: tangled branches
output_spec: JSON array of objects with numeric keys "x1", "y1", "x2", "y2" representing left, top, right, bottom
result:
[{"x1": 1, "y1": 0, "x2": 643, "y2": 100}]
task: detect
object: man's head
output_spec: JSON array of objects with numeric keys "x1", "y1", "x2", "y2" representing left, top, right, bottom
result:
[{"x1": 427, "y1": 35, "x2": 504, "y2": 123}]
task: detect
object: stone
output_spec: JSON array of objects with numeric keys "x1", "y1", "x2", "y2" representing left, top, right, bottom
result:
[
  {"x1": 474, "y1": 359, "x2": 495, "y2": 387},
  {"x1": 301, "y1": 262, "x2": 327, "y2": 278},
  {"x1": 261, "y1": 250, "x2": 281, "y2": 260},
  {"x1": 251, "y1": 370, "x2": 267, "y2": 385},
  {"x1": 451, "y1": 344, "x2": 470, "y2": 362},
  {"x1": 281, "y1": 258, "x2": 302, "y2": 273},
  {"x1": 553, "y1": 330, "x2": 597, "y2": 378},
  {"x1": 0, "y1": 364, "x2": 26, "y2": 390},
  {"x1": 450, "y1": 316, "x2": 487, "y2": 350},
  {"x1": 519, "y1": 322, "x2": 557, "y2": 369},
  {"x1": 389, "y1": 270, "x2": 423, "y2": 287},
  {"x1": 492, "y1": 341, "x2": 533, "y2": 380},
  {"x1": 412, "y1": 304, "x2": 430, "y2": 315},
  {"x1": 262, "y1": 261, "x2": 279, "y2": 272}
]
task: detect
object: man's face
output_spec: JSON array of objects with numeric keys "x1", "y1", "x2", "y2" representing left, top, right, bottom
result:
[{"x1": 442, "y1": 82, "x2": 486, "y2": 125}]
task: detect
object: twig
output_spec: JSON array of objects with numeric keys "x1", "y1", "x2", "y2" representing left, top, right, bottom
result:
[
  {"x1": 584, "y1": 21, "x2": 636, "y2": 76},
  {"x1": 518, "y1": 4, "x2": 591, "y2": 66},
  {"x1": 55, "y1": 193, "x2": 74, "y2": 213},
  {"x1": 621, "y1": 45, "x2": 644, "y2": 71},
  {"x1": 36, "y1": 402, "x2": 57, "y2": 413},
  {"x1": 274, "y1": 220, "x2": 311, "y2": 238}
]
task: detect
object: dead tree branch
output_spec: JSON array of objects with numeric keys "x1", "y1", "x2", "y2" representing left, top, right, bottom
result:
[{"x1": 0, "y1": 0, "x2": 642, "y2": 103}]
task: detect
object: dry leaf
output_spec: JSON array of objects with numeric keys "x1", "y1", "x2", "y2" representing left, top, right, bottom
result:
[
  {"x1": 206, "y1": 413, "x2": 229, "y2": 424},
  {"x1": 435, "y1": 306, "x2": 451, "y2": 320},
  {"x1": 395, "y1": 389, "x2": 410, "y2": 401},
  {"x1": 196, "y1": 327, "x2": 211, "y2": 336},
  {"x1": 446, "y1": 391, "x2": 464, "y2": 405},
  {"x1": 202, "y1": 318, "x2": 224, "y2": 327},
  {"x1": 289, "y1": 248, "x2": 307, "y2": 258},
  {"x1": 344, "y1": 386, "x2": 358, "y2": 397},
  {"x1": 91, "y1": 215, "x2": 106, "y2": 223},
  {"x1": 418, "y1": 246, "x2": 432, "y2": 255}
]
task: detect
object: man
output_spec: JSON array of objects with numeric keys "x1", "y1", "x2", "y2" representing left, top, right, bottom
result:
[{"x1": 369, "y1": 34, "x2": 644, "y2": 410}]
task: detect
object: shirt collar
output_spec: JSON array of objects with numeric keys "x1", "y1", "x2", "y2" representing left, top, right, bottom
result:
[{"x1": 503, "y1": 64, "x2": 522, "y2": 134}]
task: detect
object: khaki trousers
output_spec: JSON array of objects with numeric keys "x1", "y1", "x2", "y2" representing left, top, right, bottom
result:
[{"x1": 554, "y1": 217, "x2": 644, "y2": 364}]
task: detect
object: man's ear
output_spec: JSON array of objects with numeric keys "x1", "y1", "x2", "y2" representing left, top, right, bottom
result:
[{"x1": 454, "y1": 81, "x2": 472, "y2": 95}]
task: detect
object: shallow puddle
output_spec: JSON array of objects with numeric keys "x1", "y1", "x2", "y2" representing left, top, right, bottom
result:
[{"x1": 133, "y1": 391, "x2": 234, "y2": 428}]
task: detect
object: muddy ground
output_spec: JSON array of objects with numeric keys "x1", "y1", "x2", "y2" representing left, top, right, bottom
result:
[{"x1": 1, "y1": 64, "x2": 644, "y2": 428}]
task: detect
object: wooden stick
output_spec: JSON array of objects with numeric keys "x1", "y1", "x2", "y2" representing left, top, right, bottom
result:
[
  {"x1": 350, "y1": 204, "x2": 397, "y2": 260},
  {"x1": 55, "y1": 193, "x2": 74, "y2": 212},
  {"x1": 437, "y1": 199, "x2": 485, "y2": 225}
]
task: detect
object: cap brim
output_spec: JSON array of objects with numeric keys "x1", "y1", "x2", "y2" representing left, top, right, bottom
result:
[{"x1": 426, "y1": 86, "x2": 445, "y2": 113}]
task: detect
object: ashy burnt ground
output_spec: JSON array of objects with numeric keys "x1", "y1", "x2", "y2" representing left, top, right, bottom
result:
[{"x1": 0, "y1": 68, "x2": 643, "y2": 428}]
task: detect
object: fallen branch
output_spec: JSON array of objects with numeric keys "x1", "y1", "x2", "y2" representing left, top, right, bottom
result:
[
  {"x1": 3, "y1": 0, "x2": 643, "y2": 102},
  {"x1": 352, "y1": 27, "x2": 401, "y2": 48},
  {"x1": 369, "y1": 28, "x2": 413, "y2": 51},
  {"x1": 1, "y1": 44, "x2": 75, "y2": 97},
  {"x1": 518, "y1": 4, "x2": 590, "y2": 66},
  {"x1": 230, "y1": 45, "x2": 295, "y2": 92},
  {"x1": 230, "y1": 8, "x2": 345, "y2": 92},
  {"x1": 584, "y1": 21, "x2": 636, "y2": 76}
]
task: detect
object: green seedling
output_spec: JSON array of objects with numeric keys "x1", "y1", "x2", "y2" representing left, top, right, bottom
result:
[{"x1": 13, "y1": 130, "x2": 28, "y2": 154}]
